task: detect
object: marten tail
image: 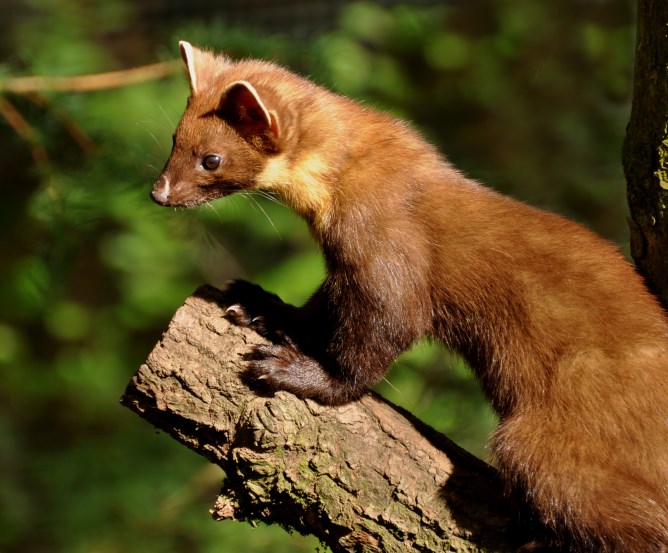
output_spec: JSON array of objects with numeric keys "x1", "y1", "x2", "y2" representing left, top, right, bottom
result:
[{"x1": 494, "y1": 413, "x2": 668, "y2": 552}]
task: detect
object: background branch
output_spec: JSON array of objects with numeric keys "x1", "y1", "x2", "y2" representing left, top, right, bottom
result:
[
  {"x1": 121, "y1": 285, "x2": 521, "y2": 553},
  {"x1": 0, "y1": 59, "x2": 181, "y2": 94}
]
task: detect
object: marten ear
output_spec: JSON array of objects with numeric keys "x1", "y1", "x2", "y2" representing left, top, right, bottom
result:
[
  {"x1": 218, "y1": 80, "x2": 281, "y2": 153},
  {"x1": 179, "y1": 41, "x2": 219, "y2": 95}
]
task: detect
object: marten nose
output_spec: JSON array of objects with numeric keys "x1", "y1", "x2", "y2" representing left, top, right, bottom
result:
[{"x1": 151, "y1": 176, "x2": 170, "y2": 205}]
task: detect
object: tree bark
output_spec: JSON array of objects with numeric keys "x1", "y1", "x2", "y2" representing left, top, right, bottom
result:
[
  {"x1": 623, "y1": 0, "x2": 668, "y2": 307},
  {"x1": 121, "y1": 285, "x2": 521, "y2": 552}
]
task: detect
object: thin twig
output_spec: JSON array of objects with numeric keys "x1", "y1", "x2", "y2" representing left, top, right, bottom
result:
[
  {"x1": 25, "y1": 92, "x2": 97, "y2": 154},
  {"x1": 0, "y1": 95, "x2": 50, "y2": 167},
  {"x1": 0, "y1": 95, "x2": 60, "y2": 207}
]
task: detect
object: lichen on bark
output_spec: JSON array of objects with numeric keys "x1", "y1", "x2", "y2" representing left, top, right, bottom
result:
[{"x1": 623, "y1": 0, "x2": 668, "y2": 307}]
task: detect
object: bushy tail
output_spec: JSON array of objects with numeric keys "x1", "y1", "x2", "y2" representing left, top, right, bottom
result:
[{"x1": 493, "y1": 414, "x2": 668, "y2": 552}]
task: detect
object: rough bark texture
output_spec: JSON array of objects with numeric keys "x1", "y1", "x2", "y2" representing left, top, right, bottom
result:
[
  {"x1": 121, "y1": 285, "x2": 521, "y2": 552},
  {"x1": 623, "y1": 0, "x2": 668, "y2": 307}
]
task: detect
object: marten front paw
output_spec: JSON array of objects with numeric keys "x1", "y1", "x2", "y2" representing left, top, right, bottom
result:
[
  {"x1": 242, "y1": 342, "x2": 308, "y2": 395},
  {"x1": 243, "y1": 344, "x2": 349, "y2": 405},
  {"x1": 225, "y1": 304, "x2": 286, "y2": 342},
  {"x1": 222, "y1": 280, "x2": 291, "y2": 343}
]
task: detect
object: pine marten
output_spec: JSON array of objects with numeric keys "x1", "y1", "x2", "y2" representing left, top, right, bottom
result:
[{"x1": 151, "y1": 41, "x2": 668, "y2": 552}]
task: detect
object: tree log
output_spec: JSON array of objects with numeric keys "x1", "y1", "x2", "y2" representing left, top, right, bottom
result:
[{"x1": 121, "y1": 284, "x2": 521, "y2": 552}]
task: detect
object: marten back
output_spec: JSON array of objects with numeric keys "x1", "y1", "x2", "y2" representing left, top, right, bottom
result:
[{"x1": 152, "y1": 42, "x2": 668, "y2": 551}]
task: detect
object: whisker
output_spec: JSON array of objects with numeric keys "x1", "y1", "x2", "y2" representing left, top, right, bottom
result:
[
  {"x1": 138, "y1": 122, "x2": 163, "y2": 151},
  {"x1": 202, "y1": 200, "x2": 224, "y2": 225},
  {"x1": 158, "y1": 102, "x2": 175, "y2": 128},
  {"x1": 240, "y1": 192, "x2": 282, "y2": 239},
  {"x1": 254, "y1": 190, "x2": 285, "y2": 207},
  {"x1": 381, "y1": 376, "x2": 404, "y2": 399}
]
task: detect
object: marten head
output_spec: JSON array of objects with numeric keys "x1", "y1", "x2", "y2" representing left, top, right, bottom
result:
[
  {"x1": 152, "y1": 42, "x2": 352, "y2": 232},
  {"x1": 151, "y1": 42, "x2": 285, "y2": 208}
]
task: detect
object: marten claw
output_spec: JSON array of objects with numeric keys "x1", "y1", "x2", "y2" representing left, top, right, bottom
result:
[
  {"x1": 224, "y1": 305, "x2": 282, "y2": 340},
  {"x1": 249, "y1": 315, "x2": 267, "y2": 333},
  {"x1": 241, "y1": 343, "x2": 297, "y2": 395},
  {"x1": 224, "y1": 304, "x2": 252, "y2": 326},
  {"x1": 250, "y1": 316, "x2": 289, "y2": 343},
  {"x1": 222, "y1": 279, "x2": 294, "y2": 343}
]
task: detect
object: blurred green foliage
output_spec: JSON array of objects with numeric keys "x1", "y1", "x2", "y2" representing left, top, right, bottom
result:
[{"x1": 0, "y1": 0, "x2": 634, "y2": 551}]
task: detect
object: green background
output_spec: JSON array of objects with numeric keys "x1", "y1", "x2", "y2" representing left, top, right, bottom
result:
[{"x1": 0, "y1": 0, "x2": 634, "y2": 551}]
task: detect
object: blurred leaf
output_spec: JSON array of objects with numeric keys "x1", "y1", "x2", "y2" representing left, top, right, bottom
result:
[{"x1": 424, "y1": 33, "x2": 471, "y2": 71}]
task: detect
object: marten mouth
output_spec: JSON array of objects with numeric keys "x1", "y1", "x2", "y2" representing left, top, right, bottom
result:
[
  {"x1": 207, "y1": 182, "x2": 244, "y2": 201},
  {"x1": 150, "y1": 181, "x2": 244, "y2": 208}
]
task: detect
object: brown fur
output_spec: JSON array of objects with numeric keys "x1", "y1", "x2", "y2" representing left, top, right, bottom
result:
[{"x1": 152, "y1": 42, "x2": 668, "y2": 552}]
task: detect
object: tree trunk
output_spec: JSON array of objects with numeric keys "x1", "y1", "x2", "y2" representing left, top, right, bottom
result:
[
  {"x1": 623, "y1": 0, "x2": 668, "y2": 307},
  {"x1": 121, "y1": 285, "x2": 522, "y2": 552}
]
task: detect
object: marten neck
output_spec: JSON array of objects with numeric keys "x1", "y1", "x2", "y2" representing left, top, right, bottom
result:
[{"x1": 255, "y1": 92, "x2": 446, "y2": 235}]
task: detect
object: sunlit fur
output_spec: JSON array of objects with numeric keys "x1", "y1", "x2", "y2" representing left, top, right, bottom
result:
[
  {"x1": 153, "y1": 42, "x2": 668, "y2": 552},
  {"x1": 256, "y1": 151, "x2": 334, "y2": 230}
]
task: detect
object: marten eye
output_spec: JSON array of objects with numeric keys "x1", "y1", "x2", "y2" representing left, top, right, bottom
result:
[{"x1": 202, "y1": 154, "x2": 221, "y2": 171}]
